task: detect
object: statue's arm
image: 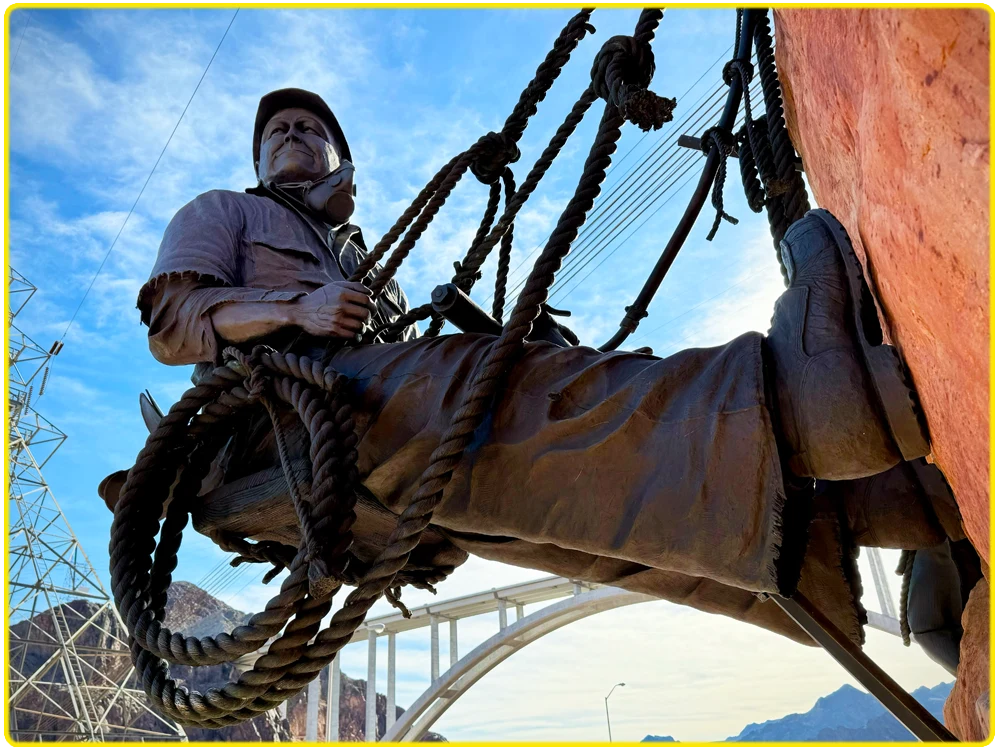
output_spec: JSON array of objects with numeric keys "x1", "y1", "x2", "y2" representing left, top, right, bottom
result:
[
  {"x1": 210, "y1": 281, "x2": 375, "y2": 343},
  {"x1": 141, "y1": 192, "x2": 375, "y2": 365}
]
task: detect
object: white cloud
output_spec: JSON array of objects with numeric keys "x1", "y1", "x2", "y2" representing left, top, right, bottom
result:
[{"x1": 7, "y1": 8, "x2": 956, "y2": 744}]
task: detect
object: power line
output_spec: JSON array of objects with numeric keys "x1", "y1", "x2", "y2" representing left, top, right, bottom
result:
[
  {"x1": 59, "y1": 9, "x2": 240, "y2": 343},
  {"x1": 649, "y1": 293, "x2": 765, "y2": 356},
  {"x1": 485, "y1": 44, "x2": 732, "y2": 308},
  {"x1": 545, "y1": 88, "x2": 764, "y2": 306},
  {"x1": 498, "y1": 81, "x2": 728, "y2": 311},
  {"x1": 549, "y1": 158, "x2": 704, "y2": 306},
  {"x1": 505, "y1": 87, "x2": 762, "y2": 314},
  {"x1": 494, "y1": 49, "x2": 767, "y2": 315},
  {"x1": 11, "y1": 11, "x2": 31, "y2": 68},
  {"x1": 540, "y1": 95, "x2": 734, "y2": 303}
]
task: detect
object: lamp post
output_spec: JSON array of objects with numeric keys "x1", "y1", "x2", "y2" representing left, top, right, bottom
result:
[{"x1": 604, "y1": 682, "x2": 625, "y2": 742}]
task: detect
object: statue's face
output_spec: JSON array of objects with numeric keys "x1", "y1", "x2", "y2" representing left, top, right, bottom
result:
[{"x1": 258, "y1": 107, "x2": 341, "y2": 184}]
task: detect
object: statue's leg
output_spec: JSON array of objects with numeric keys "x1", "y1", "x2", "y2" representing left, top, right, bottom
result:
[
  {"x1": 324, "y1": 208, "x2": 939, "y2": 648},
  {"x1": 331, "y1": 330, "x2": 798, "y2": 601}
]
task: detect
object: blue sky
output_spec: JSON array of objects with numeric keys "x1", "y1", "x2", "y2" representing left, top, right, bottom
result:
[{"x1": 7, "y1": 6, "x2": 951, "y2": 742}]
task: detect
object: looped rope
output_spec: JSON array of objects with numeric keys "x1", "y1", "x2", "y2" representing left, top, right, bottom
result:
[
  {"x1": 492, "y1": 167, "x2": 517, "y2": 321},
  {"x1": 722, "y1": 56, "x2": 751, "y2": 87},
  {"x1": 745, "y1": 11, "x2": 811, "y2": 280},
  {"x1": 701, "y1": 126, "x2": 739, "y2": 240},
  {"x1": 471, "y1": 131, "x2": 521, "y2": 185},
  {"x1": 590, "y1": 33, "x2": 676, "y2": 131},
  {"x1": 110, "y1": 8, "x2": 682, "y2": 730}
]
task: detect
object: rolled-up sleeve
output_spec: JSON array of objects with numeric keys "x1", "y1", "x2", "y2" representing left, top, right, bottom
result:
[
  {"x1": 145, "y1": 278, "x2": 303, "y2": 365},
  {"x1": 139, "y1": 190, "x2": 303, "y2": 365}
]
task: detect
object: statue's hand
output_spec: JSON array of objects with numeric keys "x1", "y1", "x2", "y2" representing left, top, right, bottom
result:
[{"x1": 292, "y1": 281, "x2": 376, "y2": 338}]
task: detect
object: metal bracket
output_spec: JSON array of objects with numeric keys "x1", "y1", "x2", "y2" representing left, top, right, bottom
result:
[{"x1": 772, "y1": 592, "x2": 958, "y2": 742}]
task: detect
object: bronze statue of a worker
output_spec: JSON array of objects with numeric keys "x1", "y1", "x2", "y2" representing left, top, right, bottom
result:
[{"x1": 123, "y1": 88, "x2": 966, "y2": 657}]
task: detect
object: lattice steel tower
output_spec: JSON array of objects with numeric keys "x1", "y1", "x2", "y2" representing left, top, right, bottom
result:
[{"x1": 7, "y1": 268, "x2": 186, "y2": 742}]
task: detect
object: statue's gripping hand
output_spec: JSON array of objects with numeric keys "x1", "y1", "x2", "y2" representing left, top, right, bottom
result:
[{"x1": 291, "y1": 281, "x2": 377, "y2": 338}]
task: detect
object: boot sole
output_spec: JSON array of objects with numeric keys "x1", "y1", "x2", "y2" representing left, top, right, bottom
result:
[{"x1": 808, "y1": 209, "x2": 931, "y2": 461}]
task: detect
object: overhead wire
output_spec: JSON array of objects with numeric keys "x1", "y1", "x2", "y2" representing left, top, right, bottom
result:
[
  {"x1": 503, "y1": 71, "x2": 765, "y2": 312},
  {"x1": 11, "y1": 11, "x2": 31, "y2": 68},
  {"x1": 494, "y1": 48, "x2": 767, "y2": 317},
  {"x1": 649, "y1": 292, "x2": 767, "y2": 356},
  {"x1": 483, "y1": 44, "x2": 732, "y2": 308},
  {"x1": 538, "y1": 88, "x2": 730, "y2": 289},
  {"x1": 498, "y1": 82, "x2": 729, "y2": 312},
  {"x1": 546, "y1": 88, "x2": 765, "y2": 306},
  {"x1": 550, "y1": 157, "x2": 705, "y2": 305},
  {"x1": 505, "y1": 86, "x2": 763, "y2": 314},
  {"x1": 58, "y1": 9, "x2": 240, "y2": 343},
  {"x1": 195, "y1": 558, "x2": 230, "y2": 589},
  {"x1": 197, "y1": 556, "x2": 240, "y2": 595},
  {"x1": 624, "y1": 265, "x2": 768, "y2": 346}
]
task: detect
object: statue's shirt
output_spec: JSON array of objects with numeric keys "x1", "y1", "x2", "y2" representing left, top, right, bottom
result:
[{"x1": 138, "y1": 189, "x2": 414, "y2": 365}]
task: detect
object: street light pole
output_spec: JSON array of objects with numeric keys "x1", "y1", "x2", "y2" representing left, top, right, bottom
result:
[{"x1": 604, "y1": 682, "x2": 625, "y2": 742}]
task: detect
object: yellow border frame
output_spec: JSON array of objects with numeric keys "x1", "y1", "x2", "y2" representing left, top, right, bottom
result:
[{"x1": 0, "y1": 0, "x2": 997, "y2": 748}]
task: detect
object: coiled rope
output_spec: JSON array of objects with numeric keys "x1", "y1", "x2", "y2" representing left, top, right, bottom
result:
[{"x1": 110, "y1": 7, "x2": 675, "y2": 728}]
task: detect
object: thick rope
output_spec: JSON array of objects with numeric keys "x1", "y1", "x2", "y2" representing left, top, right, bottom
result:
[
  {"x1": 110, "y1": 8, "x2": 676, "y2": 728},
  {"x1": 737, "y1": 124, "x2": 766, "y2": 213},
  {"x1": 702, "y1": 126, "x2": 739, "y2": 240},
  {"x1": 751, "y1": 12, "x2": 810, "y2": 277},
  {"x1": 366, "y1": 88, "x2": 599, "y2": 344},
  {"x1": 493, "y1": 168, "x2": 517, "y2": 321}
]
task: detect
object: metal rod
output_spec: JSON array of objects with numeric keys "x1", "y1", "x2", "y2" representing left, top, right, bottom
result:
[
  {"x1": 387, "y1": 633, "x2": 396, "y2": 730},
  {"x1": 365, "y1": 630, "x2": 377, "y2": 741},
  {"x1": 449, "y1": 619, "x2": 458, "y2": 666},
  {"x1": 430, "y1": 615, "x2": 440, "y2": 681},
  {"x1": 598, "y1": 9, "x2": 760, "y2": 352},
  {"x1": 773, "y1": 592, "x2": 957, "y2": 742}
]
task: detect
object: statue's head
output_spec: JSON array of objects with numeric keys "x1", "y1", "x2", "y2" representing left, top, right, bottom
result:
[{"x1": 253, "y1": 88, "x2": 356, "y2": 224}]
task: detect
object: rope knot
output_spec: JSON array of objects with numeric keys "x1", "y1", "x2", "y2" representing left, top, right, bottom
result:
[
  {"x1": 701, "y1": 126, "x2": 740, "y2": 241},
  {"x1": 723, "y1": 58, "x2": 753, "y2": 87},
  {"x1": 222, "y1": 345, "x2": 275, "y2": 401},
  {"x1": 471, "y1": 131, "x2": 520, "y2": 185},
  {"x1": 452, "y1": 260, "x2": 483, "y2": 292},
  {"x1": 590, "y1": 35, "x2": 676, "y2": 131}
]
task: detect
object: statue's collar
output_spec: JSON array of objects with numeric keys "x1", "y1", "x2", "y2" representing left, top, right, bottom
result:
[{"x1": 247, "y1": 181, "x2": 362, "y2": 265}]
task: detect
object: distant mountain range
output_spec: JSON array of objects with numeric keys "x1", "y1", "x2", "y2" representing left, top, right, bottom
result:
[
  {"x1": 641, "y1": 682, "x2": 953, "y2": 743},
  {"x1": 725, "y1": 682, "x2": 954, "y2": 742}
]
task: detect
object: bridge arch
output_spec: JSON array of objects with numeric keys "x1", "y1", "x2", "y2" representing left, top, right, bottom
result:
[{"x1": 382, "y1": 587, "x2": 653, "y2": 742}]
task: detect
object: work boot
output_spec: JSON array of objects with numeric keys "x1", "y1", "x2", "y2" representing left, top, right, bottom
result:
[
  {"x1": 765, "y1": 209, "x2": 930, "y2": 480},
  {"x1": 816, "y1": 458, "x2": 962, "y2": 550},
  {"x1": 902, "y1": 542, "x2": 965, "y2": 675}
]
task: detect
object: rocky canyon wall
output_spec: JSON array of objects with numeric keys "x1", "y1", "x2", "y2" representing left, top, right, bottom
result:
[
  {"x1": 772, "y1": 10, "x2": 991, "y2": 741},
  {"x1": 773, "y1": 9, "x2": 991, "y2": 562}
]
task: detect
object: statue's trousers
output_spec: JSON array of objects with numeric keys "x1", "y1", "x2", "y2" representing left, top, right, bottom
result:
[{"x1": 324, "y1": 331, "x2": 863, "y2": 645}]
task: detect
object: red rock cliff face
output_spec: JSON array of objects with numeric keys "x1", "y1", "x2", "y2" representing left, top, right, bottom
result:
[{"x1": 772, "y1": 9, "x2": 991, "y2": 560}]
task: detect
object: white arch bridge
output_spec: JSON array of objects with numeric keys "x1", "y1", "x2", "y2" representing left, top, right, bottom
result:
[{"x1": 283, "y1": 548, "x2": 901, "y2": 742}]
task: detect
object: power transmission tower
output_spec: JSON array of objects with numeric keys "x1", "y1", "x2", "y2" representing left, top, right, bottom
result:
[{"x1": 7, "y1": 268, "x2": 186, "y2": 742}]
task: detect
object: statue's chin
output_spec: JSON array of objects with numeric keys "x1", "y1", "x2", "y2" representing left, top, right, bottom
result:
[{"x1": 264, "y1": 155, "x2": 327, "y2": 185}]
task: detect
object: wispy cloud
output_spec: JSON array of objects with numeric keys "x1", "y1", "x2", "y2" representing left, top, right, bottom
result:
[{"x1": 8, "y1": 7, "x2": 951, "y2": 742}]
